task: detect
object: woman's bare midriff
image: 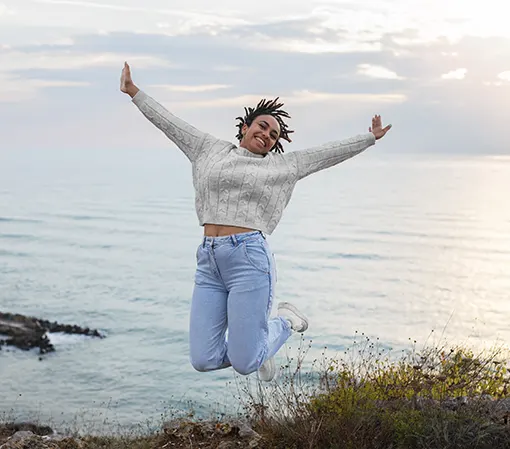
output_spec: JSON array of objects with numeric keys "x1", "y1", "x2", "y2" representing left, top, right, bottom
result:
[{"x1": 204, "y1": 224, "x2": 257, "y2": 237}]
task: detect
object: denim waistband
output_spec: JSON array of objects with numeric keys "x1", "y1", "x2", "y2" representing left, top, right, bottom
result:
[{"x1": 202, "y1": 230, "x2": 265, "y2": 247}]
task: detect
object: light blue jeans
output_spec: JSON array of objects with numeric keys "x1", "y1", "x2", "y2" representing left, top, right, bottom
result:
[{"x1": 189, "y1": 231, "x2": 292, "y2": 375}]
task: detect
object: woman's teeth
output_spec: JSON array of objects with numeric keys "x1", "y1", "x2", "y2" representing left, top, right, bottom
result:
[{"x1": 255, "y1": 137, "x2": 265, "y2": 147}]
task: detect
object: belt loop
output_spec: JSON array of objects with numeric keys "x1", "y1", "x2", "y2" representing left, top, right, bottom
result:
[
  {"x1": 202, "y1": 237, "x2": 206, "y2": 248},
  {"x1": 231, "y1": 234, "x2": 238, "y2": 246}
]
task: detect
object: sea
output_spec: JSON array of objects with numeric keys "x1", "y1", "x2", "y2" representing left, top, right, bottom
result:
[{"x1": 1, "y1": 147, "x2": 509, "y2": 431}]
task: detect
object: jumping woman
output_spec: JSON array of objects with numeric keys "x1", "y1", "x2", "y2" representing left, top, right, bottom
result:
[{"x1": 120, "y1": 62, "x2": 392, "y2": 381}]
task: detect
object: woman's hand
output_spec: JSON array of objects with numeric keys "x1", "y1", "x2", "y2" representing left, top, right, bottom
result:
[
  {"x1": 120, "y1": 62, "x2": 139, "y2": 98},
  {"x1": 369, "y1": 115, "x2": 392, "y2": 140}
]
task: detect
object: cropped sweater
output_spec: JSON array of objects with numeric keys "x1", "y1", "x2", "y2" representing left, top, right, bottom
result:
[{"x1": 132, "y1": 91, "x2": 376, "y2": 235}]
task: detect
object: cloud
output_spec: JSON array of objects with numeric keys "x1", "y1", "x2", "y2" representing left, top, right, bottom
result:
[
  {"x1": 160, "y1": 90, "x2": 407, "y2": 109},
  {"x1": 357, "y1": 64, "x2": 405, "y2": 80},
  {"x1": 0, "y1": 50, "x2": 172, "y2": 72},
  {"x1": 0, "y1": 47, "x2": 173, "y2": 101},
  {"x1": 0, "y1": 73, "x2": 89, "y2": 101},
  {"x1": 0, "y1": 17, "x2": 510, "y2": 154},
  {"x1": 149, "y1": 84, "x2": 230, "y2": 93},
  {"x1": 497, "y1": 71, "x2": 510, "y2": 82},
  {"x1": 33, "y1": 0, "x2": 161, "y2": 12},
  {"x1": 0, "y1": 3, "x2": 15, "y2": 16},
  {"x1": 27, "y1": 0, "x2": 247, "y2": 36},
  {"x1": 441, "y1": 68, "x2": 467, "y2": 80},
  {"x1": 484, "y1": 71, "x2": 510, "y2": 86},
  {"x1": 289, "y1": 90, "x2": 407, "y2": 105},
  {"x1": 32, "y1": 37, "x2": 75, "y2": 46},
  {"x1": 258, "y1": 38, "x2": 381, "y2": 54},
  {"x1": 33, "y1": 0, "x2": 243, "y2": 21},
  {"x1": 3, "y1": 0, "x2": 510, "y2": 57}
]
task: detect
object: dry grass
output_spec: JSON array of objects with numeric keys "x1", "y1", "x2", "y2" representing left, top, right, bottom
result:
[
  {"x1": 240, "y1": 333, "x2": 510, "y2": 448},
  {"x1": 4, "y1": 335, "x2": 510, "y2": 448}
]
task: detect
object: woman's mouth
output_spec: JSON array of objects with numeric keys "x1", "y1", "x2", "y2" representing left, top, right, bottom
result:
[{"x1": 254, "y1": 136, "x2": 266, "y2": 147}]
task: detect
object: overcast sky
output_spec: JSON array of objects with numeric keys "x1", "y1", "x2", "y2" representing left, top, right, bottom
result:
[{"x1": 1, "y1": 0, "x2": 509, "y2": 154}]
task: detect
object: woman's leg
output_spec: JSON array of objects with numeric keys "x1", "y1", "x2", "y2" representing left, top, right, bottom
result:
[
  {"x1": 219, "y1": 235, "x2": 293, "y2": 375},
  {"x1": 227, "y1": 286, "x2": 292, "y2": 376},
  {"x1": 189, "y1": 243, "x2": 230, "y2": 372}
]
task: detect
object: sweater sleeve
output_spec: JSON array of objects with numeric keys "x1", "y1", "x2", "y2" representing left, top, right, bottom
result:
[
  {"x1": 289, "y1": 133, "x2": 376, "y2": 180},
  {"x1": 132, "y1": 90, "x2": 209, "y2": 162}
]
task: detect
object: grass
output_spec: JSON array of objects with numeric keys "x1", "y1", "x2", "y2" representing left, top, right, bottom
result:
[
  {"x1": 242, "y1": 333, "x2": 510, "y2": 448},
  {"x1": 3, "y1": 334, "x2": 510, "y2": 448}
]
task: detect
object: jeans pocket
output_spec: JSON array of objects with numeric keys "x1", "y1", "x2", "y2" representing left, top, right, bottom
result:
[
  {"x1": 242, "y1": 240, "x2": 270, "y2": 274},
  {"x1": 194, "y1": 245, "x2": 209, "y2": 285}
]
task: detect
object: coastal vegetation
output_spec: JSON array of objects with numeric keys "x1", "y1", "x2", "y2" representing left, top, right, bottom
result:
[{"x1": 2, "y1": 333, "x2": 510, "y2": 448}]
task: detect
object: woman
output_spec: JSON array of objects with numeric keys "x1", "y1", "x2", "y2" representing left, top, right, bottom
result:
[{"x1": 120, "y1": 62, "x2": 392, "y2": 382}]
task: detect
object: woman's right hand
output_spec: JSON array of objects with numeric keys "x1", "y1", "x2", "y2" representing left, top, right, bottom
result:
[{"x1": 120, "y1": 62, "x2": 139, "y2": 98}]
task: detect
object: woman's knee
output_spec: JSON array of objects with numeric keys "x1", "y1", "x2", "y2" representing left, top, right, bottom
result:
[
  {"x1": 190, "y1": 355, "x2": 220, "y2": 372},
  {"x1": 230, "y1": 355, "x2": 260, "y2": 376}
]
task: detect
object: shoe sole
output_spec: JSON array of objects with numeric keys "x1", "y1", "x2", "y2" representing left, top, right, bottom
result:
[
  {"x1": 278, "y1": 302, "x2": 309, "y2": 332},
  {"x1": 258, "y1": 358, "x2": 276, "y2": 382}
]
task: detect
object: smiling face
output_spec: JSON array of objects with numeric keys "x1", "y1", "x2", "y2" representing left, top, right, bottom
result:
[{"x1": 240, "y1": 115, "x2": 281, "y2": 155}]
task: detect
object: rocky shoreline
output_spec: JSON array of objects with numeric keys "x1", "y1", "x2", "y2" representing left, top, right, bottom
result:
[
  {"x1": 0, "y1": 419, "x2": 263, "y2": 449},
  {"x1": 3, "y1": 396, "x2": 510, "y2": 448},
  {"x1": 0, "y1": 311, "x2": 104, "y2": 355}
]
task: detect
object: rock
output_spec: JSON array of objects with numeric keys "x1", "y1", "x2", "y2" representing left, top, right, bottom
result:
[
  {"x1": 248, "y1": 436, "x2": 262, "y2": 448},
  {"x1": 0, "y1": 423, "x2": 59, "y2": 449},
  {"x1": 441, "y1": 396, "x2": 469, "y2": 411},
  {"x1": 0, "y1": 423, "x2": 53, "y2": 437},
  {"x1": 0, "y1": 432, "x2": 57, "y2": 449},
  {"x1": 217, "y1": 442, "x2": 237, "y2": 449},
  {"x1": 0, "y1": 312, "x2": 104, "y2": 354},
  {"x1": 237, "y1": 423, "x2": 262, "y2": 448},
  {"x1": 413, "y1": 397, "x2": 439, "y2": 410},
  {"x1": 0, "y1": 431, "x2": 84, "y2": 449},
  {"x1": 5, "y1": 438, "x2": 57, "y2": 448},
  {"x1": 161, "y1": 419, "x2": 262, "y2": 447},
  {"x1": 8, "y1": 431, "x2": 34, "y2": 442},
  {"x1": 238, "y1": 423, "x2": 259, "y2": 439}
]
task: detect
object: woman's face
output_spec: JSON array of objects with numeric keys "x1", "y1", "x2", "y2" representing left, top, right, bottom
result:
[{"x1": 240, "y1": 115, "x2": 281, "y2": 155}]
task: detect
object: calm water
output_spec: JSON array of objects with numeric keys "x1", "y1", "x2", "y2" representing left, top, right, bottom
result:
[{"x1": 1, "y1": 147, "x2": 510, "y2": 428}]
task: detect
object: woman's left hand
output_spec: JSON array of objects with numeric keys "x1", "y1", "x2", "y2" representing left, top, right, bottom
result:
[{"x1": 369, "y1": 115, "x2": 392, "y2": 140}]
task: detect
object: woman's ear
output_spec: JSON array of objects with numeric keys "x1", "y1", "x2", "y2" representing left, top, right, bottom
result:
[{"x1": 241, "y1": 123, "x2": 249, "y2": 137}]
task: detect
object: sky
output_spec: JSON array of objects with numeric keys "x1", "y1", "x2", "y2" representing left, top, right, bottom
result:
[{"x1": 1, "y1": 0, "x2": 510, "y2": 154}]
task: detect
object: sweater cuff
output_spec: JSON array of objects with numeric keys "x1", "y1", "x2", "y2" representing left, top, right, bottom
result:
[
  {"x1": 132, "y1": 90, "x2": 148, "y2": 106},
  {"x1": 366, "y1": 132, "x2": 376, "y2": 146}
]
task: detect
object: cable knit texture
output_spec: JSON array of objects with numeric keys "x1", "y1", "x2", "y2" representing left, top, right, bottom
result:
[{"x1": 132, "y1": 91, "x2": 376, "y2": 234}]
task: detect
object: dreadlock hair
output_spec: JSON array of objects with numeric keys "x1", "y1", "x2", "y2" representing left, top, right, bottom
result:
[{"x1": 235, "y1": 98, "x2": 293, "y2": 154}]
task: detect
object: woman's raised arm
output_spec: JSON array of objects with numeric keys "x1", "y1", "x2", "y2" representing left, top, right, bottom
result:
[
  {"x1": 121, "y1": 62, "x2": 210, "y2": 163},
  {"x1": 288, "y1": 115, "x2": 391, "y2": 180}
]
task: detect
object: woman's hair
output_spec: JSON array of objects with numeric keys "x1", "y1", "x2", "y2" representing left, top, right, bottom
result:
[{"x1": 235, "y1": 98, "x2": 293, "y2": 154}]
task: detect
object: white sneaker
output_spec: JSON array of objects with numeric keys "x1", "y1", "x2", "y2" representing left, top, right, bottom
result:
[
  {"x1": 278, "y1": 302, "x2": 309, "y2": 332},
  {"x1": 257, "y1": 357, "x2": 276, "y2": 382}
]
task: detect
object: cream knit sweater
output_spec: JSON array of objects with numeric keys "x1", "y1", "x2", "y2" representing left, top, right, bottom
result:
[{"x1": 132, "y1": 91, "x2": 376, "y2": 234}]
